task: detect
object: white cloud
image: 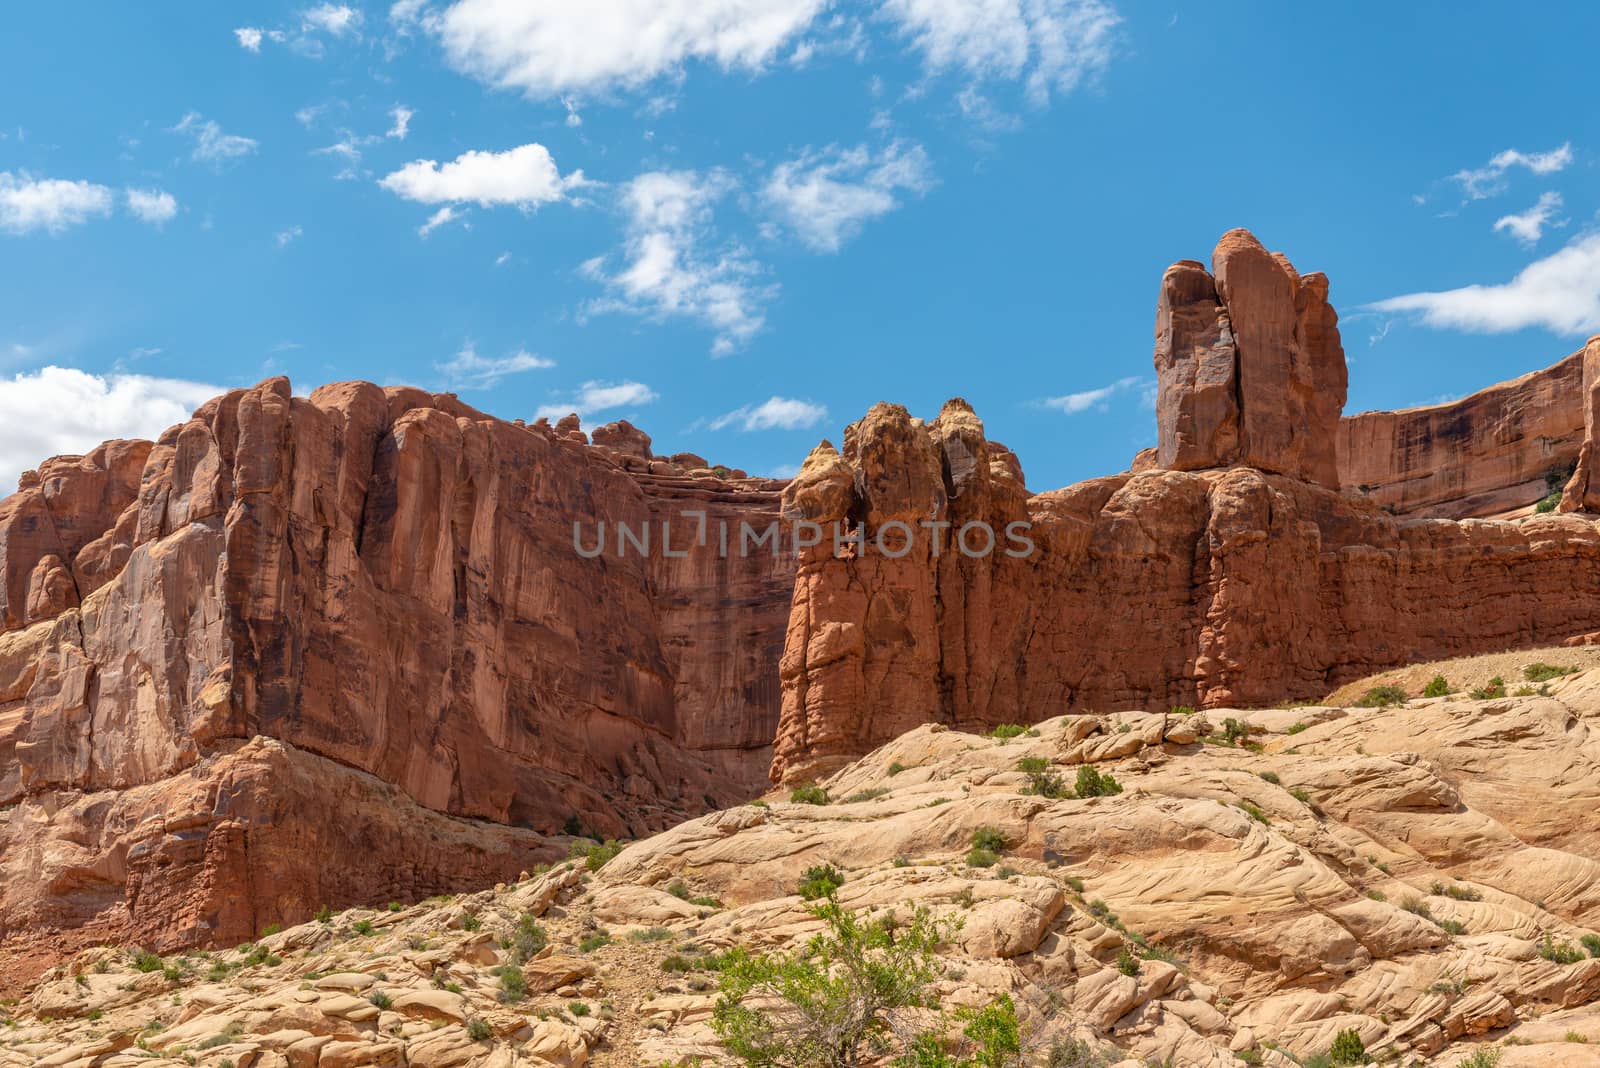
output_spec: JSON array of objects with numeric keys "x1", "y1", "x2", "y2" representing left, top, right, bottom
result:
[
  {"x1": 314, "y1": 139, "x2": 366, "y2": 180},
  {"x1": 535, "y1": 379, "x2": 658, "y2": 422},
  {"x1": 761, "y1": 141, "x2": 932, "y2": 252},
  {"x1": 125, "y1": 188, "x2": 179, "y2": 226},
  {"x1": 425, "y1": 0, "x2": 827, "y2": 98},
  {"x1": 387, "y1": 105, "x2": 414, "y2": 140},
  {"x1": 172, "y1": 112, "x2": 259, "y2": 163},
  {"x1": 494, "y1": 250, "x2": 512, "y2": 266},
  {"x1": 1041, "y1": 375, "x2": 1144, "y2": 414},
  {"x1": 303, "y1": 4, "x2": 364, "y2": 36},
  {"x1": 1370, "y1": 230, "x2": 1600, "y2": 336},
  {"x1": 581, "y1": 169, "x2": 770, "y2": 355},
  {"x1": 276, "y1": 225, "x2": 304, "y2": 247},
  {"x1": 436, "y1": 343, "x2": 553, "y2": 388},
  {"x1": 1493, "y1": 191, "x2": 1564, "y2": 246},
  {"x1": 235, "y1": 27, "x2": 265, "y2": 51},
  {"x1": 709, "y1": 396, "x2": 827, "y2": 431},
  {"x1": 0, "y1": 366, "x2": 220, "y2": 492},
  {"x1": 379, "y1": 143, "x2": 585, "y2": 208},
  {"x1": 1451, "y1": 141, "x2": 1573, "y2": 200},
  {"x1": 0, "y1": 173, "x2": 114, "y2": 234},
  {"x1": 882, "y1": 0, "x2": 1121, "y2": 105},
  {"x1": 417, "y1": 204, "x2": 466, "y2": 236}
]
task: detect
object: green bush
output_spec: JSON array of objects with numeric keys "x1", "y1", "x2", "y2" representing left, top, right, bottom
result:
[
  {"x1": 887, "y1": 761, "x2": 905, "y2": 776},
  {"x1": 1115, "y1": 945, "x2": 1140, "y2": 977},
  {"x1": 352, "y1": 920, "x2": 374, "y2": 936},
  {"x1": 582, "y1": 840, "x2": 624, "y2": 871},
  {"x1": 494, "y1": 965, "x2": 527, "y2": 1001},
  {"x1": 1438, "y1": 919, "x2": 1468, "y2": 936},
  {"x1": 1458, "y1": 1048, "x2": 1502, "y2": 1068},
  {"x1": 988, "y1": 723, "x2": 1029, "y2": 739},
  {"x1": 797, "y1": 863, "x2": 846, "y2": 900},
  {"x1": 314, "y1": 904, "x2": 334, "y2": 924},
  {"x1": 130, "y1": 951, "x2": 163, "y2": 973},
  {"x1": 789, "y1": 783, "x2": 831, "y2": 806},
  {"x1": 578, "y1": 932, "x2": 611, "y2": 953},
  {"x1": 970, "y1": 826, "x2": 1006, "y2": 854},
  {"x1": 1074, "y1": 765, "x2": 1122, "y2": 798},
  {"x1": 466, "y1": 1017, "x2": 492, "y2": 1041},
  {"x1": 1422, "y1": 674, "x2": 1452, "y2": 698},
  {"x1": 1536, "y1": 491, "x2": 1561, "y2": 513},
  {"x1": 1355, "y1": 685, "x2": 1407, "y2": 708},
  {"x1": 966, "y1": 848, "x2": 999, "y2": 869},
  {"x1": 1258, "y1": 771, "x2": 1281, "y2": 785},
  {"x1": 508, "y1": 914, "x2": 548, "y2": 963},
  {"x1": 1581, "y1": 933, "x2": 1600, "y2": 958},
  {"x1": 1329, "y1": 1027, "x2": 1368, "y2": 1064},
  {"x1": 1540, "y1": 935, "x2": 1586, "y2": 964},
  {"x1": 842, "y1": 788, "x2": 888, "y2": 803},
  {"x1": 1470, "y1": 676, "x2": 1507, "y2": 700},
  {"x1": 368, "y1": 989, "x2": 393, "y2": 1010},
  {"x1": 1222, "y1": 718, "x2": 1250, "y2": 745},
  {"x1": 1525, "y1": 662, "x2": 1576, "y2": 683},
  {"x1": 569, "y1": 1001, "x2": 591, "y2": 1016},
  {"x1": 1016, "y1": 756, "x2": 1068, "y2": 798}
]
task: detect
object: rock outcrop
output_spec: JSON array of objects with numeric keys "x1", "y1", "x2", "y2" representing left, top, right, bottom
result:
[
  {"x1": 1154, "y1": 229, "x2": 1347, "y2": 489},
  {"x1": 1338, "y1": 344, "x2": 1589, "y2": 519},
  {"x1": 0, "y1": 378, "x2": 793, "y2": 985},
  {"x1": 1560, "y1": 338, "x2": 1600, "y2": 514}
]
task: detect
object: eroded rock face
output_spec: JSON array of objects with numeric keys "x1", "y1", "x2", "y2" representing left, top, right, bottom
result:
[
  {"x1": 1340, "y1": 344, "x2": 1589, "y2": 519},
  {"x1": 0, "y1": 378, "x2": 794, "y2": 982},
  {"x1": 1153, "y1": 230, "x2": 1347, "y2": 489},
  {"x1": 1561, "y1": 337, "x2": 1600, "y2": 514},
  {"x1": 773, "y1": 410, "x2": 1600, "y2": 784}
]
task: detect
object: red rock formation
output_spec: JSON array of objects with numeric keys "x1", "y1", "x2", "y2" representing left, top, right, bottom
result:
[
  {"x1": 0, "y1": 379, "x2": 792, "y2": 983},
  {"x1": 1560, "y1": 338, "x2": 1600, "y2": 513},
  {"x1": 1154, "y1": 230, "x2": 1346, "y2": 489},
  {"x1": 1338, "y1": 346, "x2": 1587, "y2": 519}
]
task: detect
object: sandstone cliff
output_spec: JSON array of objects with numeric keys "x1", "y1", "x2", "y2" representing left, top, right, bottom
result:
[{"x1": 0, "y1": 379, "x2": 792, "y2": 983}]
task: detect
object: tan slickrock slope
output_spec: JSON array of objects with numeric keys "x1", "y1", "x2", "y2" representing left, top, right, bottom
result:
[{"x1": 15, "y1": 674, "x2": 1600, "y2": 1066}]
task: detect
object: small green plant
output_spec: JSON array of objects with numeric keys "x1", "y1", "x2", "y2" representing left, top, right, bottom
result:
[
  {"x1": 1115, "y1": 944, "x2": 1141, "y2": 977},
  {"x1": 1536, "y1": 491, "x2": 1562, "y2": 513},
  {"x1": 314, "y1": 904, "x2": 334, "y2": 924},
  {"x1": 260, "y1": 922, "x2": 282, "y2": 937},
  {"x1": 508, "y1": 914, "x2": 548, "y2": 963},
  {"x1": 1457, "y1": 1048, "x2": 1502, "y2": 1068},
  {"x1": 1074, "y1": 765, "x2": 1122, "y2": 798},
  {"x1": 887, "y1": 761, "x2": 906, "y2": 776},
  {"x1": 368, "y1": 989, "x2": 393, "y2": 1010},
  {"x1": 970, "y1": 826, "x2": 1006, "y2": 854},
  {"x1": 352, "y1": 920, "x2": 374, "y2": 936},
  {"x1": 1401, "y1": 897, "x2": 1433, "y2": 920},
  {"x1": 569, "y1": 1001, "x2": 591, "y2": 1016},
  {"x1": 466, "y1": 1017, "x2": 492, "y2": 1041},
  {"x1": 1222, "y1": 717, "x2": 1249, "y2": 745},
  {"x1": 494, "y1": 965, "x2": 527, "y2": 1001},
  {"x1": 1470, "y1": 676, "x2": 1507, "y2": 700},
  {"x1": 1540, "y1": 934, "x2": 1585, "y2": 964},
  {"x1": 130, "y1": 950, "x2": 164, "y2": 973},
  {"x1": 583, "y1": 840, "x2": 624, "y2": 871},
  {"x1": 989, "y1": 723, "x2": 1029, "y2": 739},
  {"x1": 1290, "y1": 787, "x2": 1313, "y2": 804},
  {"x1": 1258, "y1": 770, "x2": 1280, "y2": 785},
  {"x1": 460, "y1": 912, "x2": 481, "y2": 932},
  {"x1": 1422, "y1": 674, "x2": 1453, "y2": 698},
  {"x1": 1367, "y1": 890, "x2": 1387, "y2": 902},
  {"x1": 1329, "y1": 1027, "x2": 1368, "y2": 1065},
  {"x1": 967, "y1": 848, "x2": 999, "y2": 868},
  {"x1": 843, "y1": 788, "x2": 888, "y2": 803},
  {"x1": 578, "y1": 932, "x2": 612, "y2": 953},
  {"x1": 1238, "y1": 801, "x2": 1270, "y2": 824},
  {"x1": 386, "y1": 901, "x2": 403, "y2": 912},
  {"x1": 1169, "y1": 705, "x2": 1196, "y2": 716},
  {"x1": 789, "y1": 783, "x2": 831, "y2": 805},
  {"x1": 1438, "y1": 919, "x2": 1468, "y2": 936},
  {"x1": 1355, "y1": 685, "x2": 1407, "y2": 708},
  {"x1": 1581, "y1": 933, "x2": 1600, "y2": 958},
  {"x1": 630, "y1": 927, "x2": 674, "y2": 943},
  {"x1": 1431, "y1": 881, "x2": 1482, "y2": 902},
  {"x1": 1286, "y1": 722, "x2": 1309, "y2": 735},
  {"x1": 1016, "y1": 755, "x2": 1068, "y2": 798},
  {"x1": 797, "y1": 863, "x2": 846, "y2": 900},
  {"x1": 1064, "y1": 875, "x2": 1085, "y2": 893},
  {"x1": 1566, "y1": 1031, "x2": 1590, "y2": 1043},
  {"x1": 1525, "y1": 662, "x2": 1576, "y2": 683}
]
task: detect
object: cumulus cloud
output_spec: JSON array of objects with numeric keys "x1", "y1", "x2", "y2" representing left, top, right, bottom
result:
[
  {"x1": 761, "y1": 141, "x2": 932, "y2": 252},
  {"x1": 303, "y1": 3, "x2": 364, "y2": 36},
  {"x1": 172, "y1": 112, "x2": 259, "y2": 163},
  {"x1": 1041, "y1": 375, "x2": 1145, "y2": 414},
  {"x1": 535, "y1": 379, "x2": 658, "y2": 422},
  {"x1": 379, "y1": 143, "x2": 585, "y2": 208},
  {"x1": 0, "y1": 366, "x2": 220, "y2": 492},
  {"x1": 882, "y1": 0, "x2": 1121, "y2": 104},
  {"x1": 709, "y1": 396, "x2": 828, "y2": 431},
  {"x1": 1451, "y1": 141, "x2": 1573, "y2": 200},
  {"x1": 0, "y1": 173, "x2": 114, "y2": 234},
  {"x1": 1493, "y1": 191, "x2": 1564, "y2": 246},
  {"x1": 276, "y1": 224, "x2": 303, "y2": 247},
  {"x1": 436, "y1": 343, "x2": 553, "y2": 388},
  {"x1": 124, "y1": 188, "x2": 179, "y2": 226},
  {"x1": 1369, "y1": 230, "x2": 1600, "y2": 336},
  {"x1": 420, "y1": 0, "x2": 827, "y2": 98},
  {"x1": 581, "y1": 169, "x2": 770, "y2": 356},
  {"x1": 235, "y1": 27, "x2": 265, "y2": 51}
]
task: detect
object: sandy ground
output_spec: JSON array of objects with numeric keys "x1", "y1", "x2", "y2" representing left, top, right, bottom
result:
[{"x1": 1324, "y1": 643, "x2": 1600, "y2": 705}]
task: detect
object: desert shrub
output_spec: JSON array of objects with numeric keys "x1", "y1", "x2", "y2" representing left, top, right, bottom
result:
[
  {"x1": 493, "y1": 966, "x2": 527, "y2": 1001},
  {"x1": 1355, "y1": 685, "x2": 1407, "y2": 708},
  {"x1": 368, "y1": 989, "x2": 393, "y2": 1010},
  {"x1": 508, "y1": 914, "x2": 548, "y2": 963},
  {"x1": 1064, "y1": 875, "x2": 1085, "y2": 893},
  {"x1": 1238, "y1": 801, "x2": 1270, "y2": 825},
  {"x1": 1046, "y1": 1038, "x2": 1118, "y2": 1067},
  {"x1": 314, "y1": 904, "x2": 334, "y2": 924},
  {"x1": 988, "y1": 723, "x2": 1029, "y2": 739},
  {"x1": 1367, "y1": 890, "x2": 1387, "y2": 902},
  {"x1": 578, "y1": 932, "x2": 611, "y2": 953},
  {"x1": 1169, "y1": 705, "x2": 1196, "y2": 716},
  {"x1": 1458, "y1": 1049, "x2": 1501, "y2": 1068},
  {"x1": 797, "y1": 863, "x2": 846, "y2": 900},
  {"x1": 1540, "y1": 935, "x2": 1585, "y2": 964},
  {"x1": 842, "y1": 788, "x2": 888, "y2": 803},
  {"x1": 887, "y1": 761, "x2": 906, "y2": 776},
  {"x1": 466, "y1": 1017, "x2": 492, "y2": 1041},
  {"x1": 1423, "y1": 675, "x2": 1453, "y2": 698},
  {"x1": 130, "y1": 951, "x2": 163, "y2": 973},
  {"x1": 1525, "y1": 662, "x2": 1576, "y2": 683},
  {"x1": 582, "y1": 840, "x2": 624, "y2": 871},
  {"x1": 1470, "y1": 677, "x2": 1507, "y2": 700},
  {"x1": 1290, "y1": 787, "x2": 1313, "y2": 805},
  {"x1": 1329, "y1": 1027, "x2": 1367, "y2": 1064},
  {"x1": 630, "y1": 927, "x2": 673, "y2": 943},
  {"x1": 569, "y1": 1001, "x2": 591, "y2": 1016},
  {"x1": 966, "y1": 848, "x2": 999, "y2": 869},
  {"x1": 789, "y1": 783, "x2": 831, "y2": 806},
  {"x1": 459, "y1": 912, "x2": 481, "y2": 932},
  {"x1": 352, "y1": 920, "x2": 374, "y2": 936},
  {"x1": 1432, "y1": 882, "x2": 1482, "y2": 902},
  {"x1": 970, "y1": 826, "x2": 1006, "y2": 854},
  {"x1": 1016, "y1": 756, "x2": 1068, "y2": 798},
  {"x1": 1222, "y1": 717, "x2": 1249, "y2": 745},
  {"x1": 1286, "y1": 722, "x2": 1309, "y2": 735},
  {"x1": 1401, "y1": 897, "x2": 1433, "y2": 920},
  {"x1": 386, "y1": 901, "x2": 403, "y2": 912},
  {"x1": 1074, "y1": 765, "x2": 1122, "y2": 798},
  {"x1": 1581, "y1": 933, "x2": 1600, "y2": 958},
  {"x1": 1438, "y1": 919, "x2": 1468, "y2": 936},
  {"x1": 1536, "y1": 491, "x2": 1561, "y2": 513},
  {"x1": 1115, "y1": 945, "x2": 1141, "y2": 977},
  {"x1": 713, "y1": 897, "x2": 1011, "y2": 1068},
  {"x1": 1258, "y1": 770, "x2": 1281, "y2": 785}
]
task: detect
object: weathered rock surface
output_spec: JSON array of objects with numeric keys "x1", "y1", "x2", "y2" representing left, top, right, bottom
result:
[
  {"x1": 17, "y1": 679, "x2": 1600, "y2": 1066},
  {"x1": 1561, "y1": 337, "x2": 1600, "y2": 515},
  {"x1": 1339, "y1": 344, "x2": 1589, "y2": 519},
  {"x1": 0, "y1": 379, "x2": 793, "y2": 985}
]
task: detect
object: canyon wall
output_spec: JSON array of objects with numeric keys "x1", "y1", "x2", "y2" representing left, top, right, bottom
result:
[
  {"x1": 1336, "y1": 347, "x2": 1587, "y2": 519},
  {"x1": 0, "y1": 379, "x2": 792, "y2": 980}
]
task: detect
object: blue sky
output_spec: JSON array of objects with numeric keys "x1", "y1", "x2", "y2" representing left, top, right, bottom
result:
[{"x1": 3, "y1": 2, "x2": 1598, "y2": 492}]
